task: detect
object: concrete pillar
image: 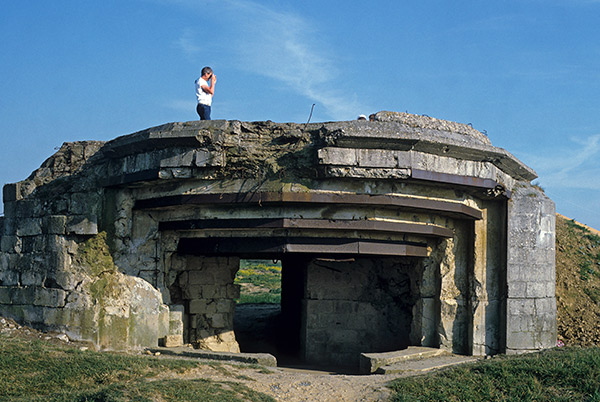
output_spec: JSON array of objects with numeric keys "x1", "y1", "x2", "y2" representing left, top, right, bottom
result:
[
  {"x1": 471, "y1": 201, "x2": 507, "y2": 356},
  {"x1": 180, "y1": 255, "x2": 241, "y2": 353},
  {"x1": 506, "y1": 184, "x2": 556, "y2": 353}
]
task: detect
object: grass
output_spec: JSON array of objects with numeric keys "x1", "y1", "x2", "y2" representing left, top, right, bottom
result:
[
  {"x1": 235, "y1": 260, "x2": 282, "y2": 304},
  {"x1": 389, "y1": 347, "x2": 600, "y2": 402},
  {"x1": 0, "y1": 335, "x2": 275, "y2": 402}
]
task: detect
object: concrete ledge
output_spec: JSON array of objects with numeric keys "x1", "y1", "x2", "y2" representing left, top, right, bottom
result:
[
  {"x1": 376, "y1": 354, "x2": 479, "y2": 374},
  {"x1": 135, "y1": 191, "x2": 483, "y2": 220},
  {"x1": 360, "y1": 346, "x2": 447, "y2": 374},
  {"x1": 146, "y1": 346, "x2": 277, "y2": 367}
]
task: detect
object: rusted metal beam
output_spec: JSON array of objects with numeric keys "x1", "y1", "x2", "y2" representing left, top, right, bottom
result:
[
  {"x1": 135, "y1": 191, "x2": 482, "y2": 220},
  {"x1": 159, "y1": 218, "x2": 454, "y2": 238},
  {"x1": 411, "y1": 169, "x2": 511, "y2": 198},
  {"x1": 177, "y1": 237, "x2": 428, "y2": 257}
]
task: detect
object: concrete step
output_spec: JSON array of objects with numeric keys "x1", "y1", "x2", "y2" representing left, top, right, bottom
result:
[
  {"x1": 360, "y1": 346, "x2": 448, "y2": 374},
  {"x1": 377, "y1": 353, "x2": 479, "y2": 374}
]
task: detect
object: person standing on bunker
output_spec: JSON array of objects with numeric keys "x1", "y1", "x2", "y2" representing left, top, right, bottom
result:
[{"x1": 195, "y1": 66, "x2": 216, "y2": 120}]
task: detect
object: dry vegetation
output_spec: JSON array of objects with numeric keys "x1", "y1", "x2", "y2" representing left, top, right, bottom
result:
[{"x1": 556, "y1": 214, "x2": 600, "y2": 346}]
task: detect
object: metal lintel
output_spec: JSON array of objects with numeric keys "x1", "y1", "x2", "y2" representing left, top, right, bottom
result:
[
  {"x1": 159, "y1": 218, "x2": 454, "y2": 238},
  {"x1": 134, "y1": 191, "x2": 482, "y2": 220},
  {"x1": 411, "y1": 169, "x2": 511, "y2": 198},
  {"x1": 177, "y1": 236, "x2": 428, "y2": 257}
]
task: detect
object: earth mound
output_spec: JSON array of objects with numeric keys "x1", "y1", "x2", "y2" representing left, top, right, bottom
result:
[{"x1": 556, "y1": 214, "x2": 600, "y2": 346}]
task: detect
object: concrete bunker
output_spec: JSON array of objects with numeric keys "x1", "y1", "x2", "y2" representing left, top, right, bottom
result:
[{"x1": 0, "y1": 112, "x2": 556, "y2": 371}]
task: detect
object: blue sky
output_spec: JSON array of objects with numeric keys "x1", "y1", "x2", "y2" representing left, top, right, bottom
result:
[{"x1": 1, "y1": 0, "x2": 599, "y2": 229}]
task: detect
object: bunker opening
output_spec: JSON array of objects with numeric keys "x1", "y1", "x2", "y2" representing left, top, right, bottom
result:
[{"x1": 171, "y1": 238, "x2": 427, "y2": 372}]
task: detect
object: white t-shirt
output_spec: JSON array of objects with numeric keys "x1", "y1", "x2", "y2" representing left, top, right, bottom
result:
[{"x1": 195, "y1": 78, "x2": 212, "y2": 106}]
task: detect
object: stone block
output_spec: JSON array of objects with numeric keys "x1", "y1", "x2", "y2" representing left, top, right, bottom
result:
[
  {"x1": 189, "y1": 299, "x2": 207, "y2": 314},
  {"x1": 44, "y1": 215, "x2": 67, "y2": 235},
  {"x1": 216, "y1": 299, "x2": 234, "y2": 314},
  {"x1": 160, "y1": 150, "x2": 195, "y2": 168},
  {"x1": 21, "y1": 236, "x2": 44, "y2": 254},
  {"x1": 161, "y1": 334, "x2": 184, "y2": 347},
  {"x1": 526, "y1": 281, "x2": 552, "y2": 298},
  {"x1": 177, "y1": 271, "x2": 189, "y2": 286},
  {"x1": 201, "y1": 285, "x2": 219, "y2": 298},
  {"x1": 357, "y1": 149, "x2": 397, "y2": 168},
  {"x1": 226, "y1": 284, "x2": 241, "y2": 299},
  {"x1": 158, "y1": 304, "x2": 170, "y2": 338},
  {"x1": 66, "y1": 215, "x2": 98, "y2": 235},
  {"x1": 1, "y1": 236, "x2": 21, "y2": 253},
  {"x1": 70, "y1": 193, "x2": 100, "y2": 215},
  {"x1": 210, "y1": 313, "x2": 227, "y2": 328},
  {"x1": 42, "y1": 306, "x2": 72, "y2": 328},
  {"x1": 195, "y1": 149, "x2": 223, "y2": 167},
  {"x1": 169, "y1": 304, "x2": 184, "y2": 321},
  {"x1": 16, "y1": 218, "x2": 42, "y2": 237},
  {"x1": 22, "y1": 304, "x2": 44, "y2": 324},
  {"x1": 507, "y1": 281, "x2": 527, "y2": 298},
  {"x1": 34, "y1": 288, "x2": 67, "y2": 308},
  {"x1": 3, "y1": 183, "x2": 21, "y2": 202},
  {"x1": 0, "y1": 257, "x2": 19, "y2": 286},
  {"x1": 317, "y1": 147, "x2": 357, "y2": 166},
  {"x1": 20, "y1": 263, "x2": 47, "y2": 287},
  {"x1": 0, "y1": 286, "x2": 12, "y2": 304},
  {"x1": 188, "y1": 270, "x2": 212, "y2": 285},
  {"x1": 169, "y1": 319, "x2": 184, "y2": 335},
  {"x1": 11, "y1": 286, "x2": 36, "y2": 305},
  {"x1": 134, "y1": 152, "x2": 153, "y2": 171},
  {"x1": 182, "y1": 285, "x2": 203, "y2": 299}
]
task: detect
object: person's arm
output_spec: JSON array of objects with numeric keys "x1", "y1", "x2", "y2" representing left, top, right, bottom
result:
[{"x1": 201, "y1": 74, "x2": 216, "y2": 95}]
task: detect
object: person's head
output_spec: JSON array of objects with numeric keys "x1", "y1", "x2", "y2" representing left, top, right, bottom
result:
[
  {"x1": 369, "y1": 114, "x2": 375, "y2": 121},
  {"x1": 201, "y1": 66, "x2": 213, "y2": 80},
  {"x1": 357, "y1": 114, "x2": 367, "y2": 121}
]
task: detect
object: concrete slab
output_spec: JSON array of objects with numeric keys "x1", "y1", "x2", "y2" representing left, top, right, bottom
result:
[
  {"x1": 377, "y1": 354, "x2": 479, "y2": 374},
  {"x1": 360, "y1": 346, "x2": 447, "y2": 374},
  {"x1": 146, "y1": 346, "x2": 277, "y2": 367}
]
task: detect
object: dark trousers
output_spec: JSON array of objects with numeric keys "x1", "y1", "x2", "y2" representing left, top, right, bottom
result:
[{"x1": 196, "y1": 103, "x2": 211, "y2": 120}]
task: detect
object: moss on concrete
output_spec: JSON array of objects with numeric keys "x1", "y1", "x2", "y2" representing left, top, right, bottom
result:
[{"x1": 77, "y1": 232, "x2": 116, "y2": 277}]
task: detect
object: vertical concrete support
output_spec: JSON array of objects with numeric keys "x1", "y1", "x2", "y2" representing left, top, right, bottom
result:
[
  {"x1": 412, "y1": 241, "x2": 441, "y2": 348},
  {"x1": 472, "y1": 201, "x2": 507, "y2": 356},
  {"x1": 180, "y1": 256, "x2": 241, "y2": 353},
  {"x1": 506, "y1": 184, "x2": 556, "y2": 354},
  {"x1": 438, "y1": 221, "x2": 472, "y2": 355}
]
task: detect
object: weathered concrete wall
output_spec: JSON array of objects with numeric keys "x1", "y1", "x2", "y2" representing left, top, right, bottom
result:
[
  {"x1": 170, "y1": 255, "x2": 240, "y2": 352},
  {"x1": 0, "y1": 111, "x2": 556, "y2": 361},
  {"x1": 302, "y1": 257, "x2": 420, "y2": 368}
]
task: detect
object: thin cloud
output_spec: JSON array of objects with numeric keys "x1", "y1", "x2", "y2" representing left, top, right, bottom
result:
[
  {"x1": 223, "y1": 0, "x2": 366, "y2": 119},
  {"x1": 164, "y1": 0, "x2": 368, "y2": 120},
  {"x1": 523, "y1": 134, "x2": 600, "y2": 190},
  {"x1": 175, "y1": 28, "x2": 201, "y2": 57}
]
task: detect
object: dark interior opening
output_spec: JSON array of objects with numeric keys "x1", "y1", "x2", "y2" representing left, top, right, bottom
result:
[{"x1": 233, "y1": 256, "x2": 306, "y2": 367}]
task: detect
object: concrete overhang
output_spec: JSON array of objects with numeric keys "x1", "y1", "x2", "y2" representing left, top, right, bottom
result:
[{"x1": 134, "y1": 191, "x2": 483, "y2": 221}]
